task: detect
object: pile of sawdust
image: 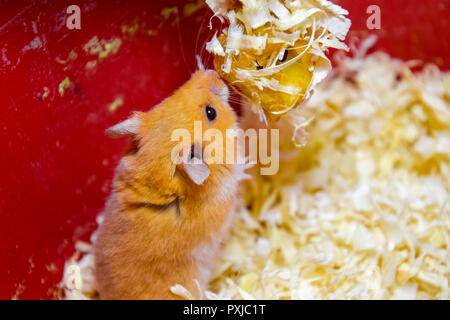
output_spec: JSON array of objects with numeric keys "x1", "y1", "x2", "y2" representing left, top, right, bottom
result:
[{"x1": 62, "y1": 49, "x2": 449, "y2": 300}]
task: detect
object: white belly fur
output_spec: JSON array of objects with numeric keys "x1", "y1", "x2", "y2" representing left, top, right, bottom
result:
[{"x1": 191, "y1": 173, "x2": 239, "y2": 296}]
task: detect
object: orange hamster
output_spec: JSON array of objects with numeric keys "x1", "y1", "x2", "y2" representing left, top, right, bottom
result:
[{"x1": 93, "y1": 70, "x2": 246, "y2": 300}]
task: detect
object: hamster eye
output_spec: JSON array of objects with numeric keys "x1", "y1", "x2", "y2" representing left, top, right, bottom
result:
[{"x1": 205, "y1": 104, "x2": 217, "y2": 122}]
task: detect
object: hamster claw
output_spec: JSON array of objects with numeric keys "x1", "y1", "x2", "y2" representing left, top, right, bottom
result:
[{"x1": 235, "y1": 157, "x2": 255, "y2": 181}]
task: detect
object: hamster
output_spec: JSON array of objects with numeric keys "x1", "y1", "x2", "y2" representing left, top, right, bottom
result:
[{"x1": 93, "y1": 70, "x2": 246, "y2": 300}]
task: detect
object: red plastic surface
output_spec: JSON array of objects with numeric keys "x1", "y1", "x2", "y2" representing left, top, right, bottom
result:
[{"x1": 0, "y1": 0, "x2": 449, "y2": 299}]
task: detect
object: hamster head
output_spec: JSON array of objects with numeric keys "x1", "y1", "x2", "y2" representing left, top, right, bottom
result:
[{"x1": 105, "y1": 70, "x2": 240, "y2": 204}]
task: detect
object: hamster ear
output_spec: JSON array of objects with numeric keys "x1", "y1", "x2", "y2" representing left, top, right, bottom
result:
[{"x1": 105, "y1": 116, "x2": 141, "y2": 138}]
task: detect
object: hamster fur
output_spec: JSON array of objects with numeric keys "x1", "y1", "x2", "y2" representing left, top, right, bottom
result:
[{"x1": 93, "y1": 70, "x2": 243, "y2": 299}]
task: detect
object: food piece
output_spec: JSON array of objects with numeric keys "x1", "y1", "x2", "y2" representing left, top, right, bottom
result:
[{"x1": 205, "y1": 0, "x2": 351, "y2": 121}]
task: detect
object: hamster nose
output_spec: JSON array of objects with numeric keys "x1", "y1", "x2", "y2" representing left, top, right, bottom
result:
[
  {"x1": 204, "y1": 69, "x2": 220, "y2": 78},
  {"x1": 208, "y1": 77, "x2": 229, "y2": 102}
]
